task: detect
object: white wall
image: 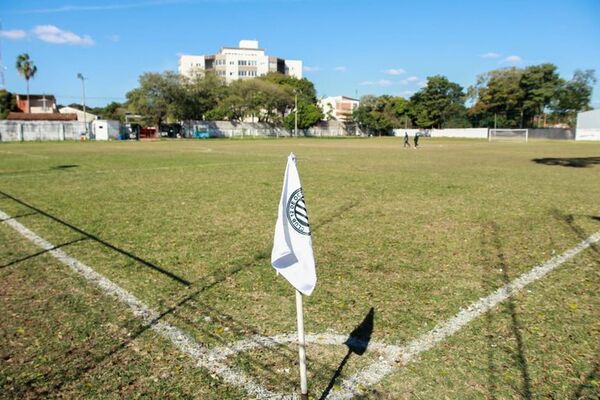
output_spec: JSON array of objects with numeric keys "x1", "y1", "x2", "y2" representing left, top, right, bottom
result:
[
  {"x1": 285, "y1": 60, "x2": 303, "y2": 79},
  {"x1": 431, "y1": 128, "x2": 488, "y2": 139},
  {"x1": 392, "y1": 128, "x2": 488, "y2": 138},
  {"x1": 0, "y1": 121, "x2": 90, "y2": 141},
  {"x1": 576, "y1": 109, "x2": 600, "y2": 141}
]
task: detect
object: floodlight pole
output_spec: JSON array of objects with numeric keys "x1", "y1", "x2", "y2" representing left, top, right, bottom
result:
[
  {"x1": 77, "y1": 73, "x2": 88, "y2": 135},
  {"x1": 294, "y1": 91, "x2": 298, "y2": 137}
]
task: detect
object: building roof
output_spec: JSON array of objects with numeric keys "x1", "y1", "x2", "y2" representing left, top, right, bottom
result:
[
  {"x1": 7, "y1": 112, "x2": 77, "y2": 121},
  {"x1": 15, "y1": 94, "x2": 57, "y2": 102}
]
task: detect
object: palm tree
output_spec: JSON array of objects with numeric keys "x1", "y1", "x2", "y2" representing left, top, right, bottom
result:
[{"x1": 15, "y1": 54, "x2": 37, "y2": 113}]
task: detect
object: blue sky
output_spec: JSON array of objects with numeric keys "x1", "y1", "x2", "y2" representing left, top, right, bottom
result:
[{"x1": 1, "y1": 0, "x2": 599, "y2": 107}]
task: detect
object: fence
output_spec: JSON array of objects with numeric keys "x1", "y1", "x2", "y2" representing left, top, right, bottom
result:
[
  {"x1": 0, "y1": 121, "x2": 91, "y2": 142},
  {"x1": 182, "y1": 120, "x2": 361, "y2": 138}
]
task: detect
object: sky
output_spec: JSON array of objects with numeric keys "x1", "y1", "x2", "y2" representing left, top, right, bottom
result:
[{"x1": 1, "y1": 0, "x2": 599, "y2": 108}]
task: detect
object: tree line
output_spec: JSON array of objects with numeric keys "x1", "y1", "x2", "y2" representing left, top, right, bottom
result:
[
  {"x1": 125, "y1": 71, "x2": 323, "y2": 130},
  {"x1": 2, "y1": 57, "x2": 595, "y2": 133},
  {"x1": 353, "y1": 64, "x2": 596, "y2": 134}
]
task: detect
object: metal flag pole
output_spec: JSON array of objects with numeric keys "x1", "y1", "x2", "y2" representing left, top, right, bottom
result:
[{"x1": 295, "y1": 289, "x2": 308, "y2": 399}]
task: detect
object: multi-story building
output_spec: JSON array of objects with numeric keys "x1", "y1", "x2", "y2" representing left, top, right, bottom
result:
[
  {"x1": 318, "y1": 96, "x2": 360, "y2": 122},
  {"x1": 178, "y1": 40, "x2": 302, "y2": 83}
]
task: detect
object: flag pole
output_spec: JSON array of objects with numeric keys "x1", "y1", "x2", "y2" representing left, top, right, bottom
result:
[{"x1": 295, "y1": 289, "x2": 308, "y2": 400}]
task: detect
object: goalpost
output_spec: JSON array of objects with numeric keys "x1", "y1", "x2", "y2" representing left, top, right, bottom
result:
[{"x1": 488, "y1": 129, "x2": 529, "y2": 143}]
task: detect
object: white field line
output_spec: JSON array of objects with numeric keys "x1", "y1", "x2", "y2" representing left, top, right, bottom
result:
[
  {"x1": 327, "y1": 229, "x2": 600, "y2": 400},
  {"x1": 4, "y1": 206, "x2": 600, "y2": 400},
  {"x1": 0, "y1": 209, "x2": 286, "y2": 400}
]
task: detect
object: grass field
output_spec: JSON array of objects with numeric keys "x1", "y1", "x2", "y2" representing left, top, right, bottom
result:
[{"x1": 1, "y1": 137, "x2": 599, "y2": 399}]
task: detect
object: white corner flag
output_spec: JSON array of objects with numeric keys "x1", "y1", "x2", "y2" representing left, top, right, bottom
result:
[{"x1": 271, "y1": 152, "x2": 317, "y2": 296}]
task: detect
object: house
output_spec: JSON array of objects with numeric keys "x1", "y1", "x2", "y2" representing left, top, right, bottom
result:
[
  {"x1": 16, "y1": 94, "x2": 58, "y2": 114},
  {"x1": 179, "y1": 40, "x2": 302, "y2": 83},
  {"x1": 59, "y1": 106, "x2": 98, "y2": 122},
  {"x1": 318, "y1": 96, "x2": 360, "y2": 122}
]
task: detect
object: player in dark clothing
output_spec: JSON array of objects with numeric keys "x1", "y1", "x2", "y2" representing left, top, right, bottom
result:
[
  {"x1": 414, "y1": 131, "x2": 420, "y2": 148},
  {"x1": 403, "y1": 132, "x2": 410, "y2": 148}
]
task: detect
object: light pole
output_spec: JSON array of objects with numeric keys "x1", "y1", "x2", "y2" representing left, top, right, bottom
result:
[
  {"x1": 77, "y1": 73, "x2": 88, "y2": 135},
  {"x1": 294, "y1": 90, "x2": 298, "y2": 137}
]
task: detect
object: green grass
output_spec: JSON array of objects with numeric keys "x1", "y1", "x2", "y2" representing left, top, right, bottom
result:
[{"x1": 1, "y1": 137, "x2": 599, "y2": 399}]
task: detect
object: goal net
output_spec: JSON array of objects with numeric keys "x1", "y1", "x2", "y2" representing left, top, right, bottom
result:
[{"x1": 489, "y1": 129, "x2": 529, "y2": 143}]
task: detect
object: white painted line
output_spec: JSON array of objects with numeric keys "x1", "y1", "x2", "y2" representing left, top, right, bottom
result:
[
  {"x1": 327, "y1": 229, "x2": 600, "y2": 400},
  {"x1": 0, "y1": 209, "x2": 283, "y2": 400},
  {"x1": 3, "y1": 206, "x2": 599, "y2": 400}
]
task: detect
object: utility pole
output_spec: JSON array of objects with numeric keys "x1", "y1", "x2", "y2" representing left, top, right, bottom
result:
[
  {"x1": 77, "y1": 73, "x2": 88, "y2": 135},
  {"x1": 294, "y1": 91, "x2": 298, "y2": 137}
]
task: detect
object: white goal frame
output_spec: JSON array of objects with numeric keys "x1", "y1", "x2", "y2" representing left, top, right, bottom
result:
[{"x1": 488, "y1": 129, "x2": 529, "y2": 143}]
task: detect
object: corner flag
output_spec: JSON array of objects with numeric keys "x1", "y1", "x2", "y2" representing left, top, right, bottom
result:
[{"x1": 271, "y1": 153, "x2": 317, "y2": 296}]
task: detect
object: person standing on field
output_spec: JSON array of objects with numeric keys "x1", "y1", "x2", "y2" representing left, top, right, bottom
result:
[
  {"x1": 414, "y1": 131, "x2": 420, "y2": 148},
  {"x1": 403, "y1": 131, "x2": 410, "y2": 148}
]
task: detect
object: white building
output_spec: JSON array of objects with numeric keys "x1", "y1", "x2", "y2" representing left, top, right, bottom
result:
[
  {"x1": 318, "y1": 96, "x2": 360, "y2": 122},
  {"x1": 59, "y1": 106, "x2": 98, "y2": 122},
  {"x1": 576, "y1": 108, "x2": 600, "y2": 141},
  {"x1": 179, "y1": 40, "x2": 303, "y2": 83}
]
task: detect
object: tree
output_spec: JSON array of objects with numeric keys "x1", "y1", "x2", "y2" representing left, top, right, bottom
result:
[
  {"x1": 352, "y1": 95, "x2": 413, "y2": 135},
  {"x1": 126, "y1": 71, "x2": 184, "y2": 127},
  {"x1": 15, "y1": 54, "x2": 37, "y2": 113},
  {"x1": 283, "y1": 102, "x2": 323, "y2": 131},
  {"x1": 0, "y1": 90, "x2": 17, "y2": 119},
  {"x1": 550, "y1": 69, "x2": 596, "y2": 127},
  {"x1": 467, "y1": 67, "x2": 524, "y2": 128},
  {"x1": 519, "y1": 63, "x2": 561, "y2": 127},
  {"x1": 410, "y1": 75, "x2": 467, "y2": 128},
  {"x1": 181, "y1": 71, "x2": 227, "y2": 120}
]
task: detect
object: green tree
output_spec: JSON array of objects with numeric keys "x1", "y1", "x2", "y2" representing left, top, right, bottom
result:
[
  {"x1": 15, "y1": 53, "x2": 37, "y2": 113},
  {"x1": 284, "y1": 102, "x2": 323, "y2": 131},
  {"x1": 467, "y1": 67, "x2": 524, "y2": 128},
  {"x1": 410, "y1": 75, "x2": 467, "y2": 128},
  {"x1": 0, "y1": 90, "x2": 17, "y2": 119},
  {"x1": 550, "y1": 69, "x2": 596, "y2": 127},
  {"x1": 181, "y1": 71, "x2": 227, "y2": 120},
  {"x1": 126, "y1": 71, "x2": 184, "y2": 127},
  {"x1": 352, "y1": 95, "x2": 413, "y2": 135},
  {"x1": 519, "y1": 63, "x2": 561, "y2": 127}
]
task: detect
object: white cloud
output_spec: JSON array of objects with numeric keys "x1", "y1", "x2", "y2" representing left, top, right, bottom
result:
[
  {"x1": 400, "y1": 90, "x2": 415, "y2": 97},
  {"x1": 502, "y1": 55, "x2": 522, "y2": 64},
  {"x1": 303, "y1": 66, "x2": 320, "y2": 72},
  {"x1": 383, "y1": 68, "x2": 406, "y2": 75},
  {"x1": 401, "y1": 76, "x2": 419, "y2": 84},
  {"x1": 107, "y1": 34, "x2": 120, "y2": 42},
  {"x1": 333, "y1": 66, "x2": 347, "y2": 72},
  {"x1": 418, "y1": 80, "x2": 428, "y2": 87},
  {"x1": 32, "y1": 25, "x2": 95, "y2": 46},
  {"x1": 0, "y1": 29, "x2": 27, "y2": 40},
  {"x1": 481, "y1": 52, "x2": 501, "y2": 59},
  {"x1": 17, "y1": 0, "x2": 188, "y2": 14},
  {"x1": 360, "y1": 79, "x2": 393, "y2": 87}
]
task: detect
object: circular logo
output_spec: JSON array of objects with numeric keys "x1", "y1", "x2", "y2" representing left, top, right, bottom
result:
[{"x1": 286, "y1": 188, "x2": 311, "y2": 236}]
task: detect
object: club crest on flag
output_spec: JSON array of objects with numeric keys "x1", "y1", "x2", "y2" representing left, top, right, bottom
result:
[
  {"x1": 287, "y1": 188, "x2": 310, "y2": 236},
  {"x1": 271, "y1": 153, "x2": 317, "y2": 296}
]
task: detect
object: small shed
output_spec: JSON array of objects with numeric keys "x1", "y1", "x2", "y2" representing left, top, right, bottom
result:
[{"x1": 93, "y1": 120, "x2": 121, "y2": 140}]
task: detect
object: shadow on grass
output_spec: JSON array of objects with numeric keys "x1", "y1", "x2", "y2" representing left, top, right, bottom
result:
[
  {"x1": 532, "y1": 156, "x2": 600, "y2": 168},
  {"x1": 572, "y1": 360, "x2": 600, "y2": 399},
  {"x1": 319, "y1": 308, "x2": 374, "y2": 400},
  {"x1": 551, "y1": 209, "x2": 600, "y2": 257},
  {"x1": 0, "y1": 211, "x2": 37, "y2": 222},
  {"x1": 0, "y1": 237, "x2": 87, "y2": 269},
  {"x1": 481, "y1": 223, "x2": 532, "y2": 400},
  {"x1": 3, "y1": 193, "x2": 362, "y2": 397},
  {"x1": 51, "y1": 164, "x2": 79, "y2": 170},
  {"x1": 0, "y1": 190, "x2": 192, "y2": 286}
]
